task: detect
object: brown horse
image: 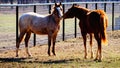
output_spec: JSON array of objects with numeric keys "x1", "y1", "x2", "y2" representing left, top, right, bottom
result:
[
  {"x1": 16, "y1": 3, "x2": 63, "y2": 57},
  {"x1": 63, "y1": 4, "x2": 108, "y2": 62}
]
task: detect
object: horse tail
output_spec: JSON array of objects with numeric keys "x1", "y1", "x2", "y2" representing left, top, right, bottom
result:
[
  {"x1": 18, "y1": 17, "x2": 26, "y2": 42},
  {"x1": 100, "y1": 14, "x2": 108, "y2": 46}
]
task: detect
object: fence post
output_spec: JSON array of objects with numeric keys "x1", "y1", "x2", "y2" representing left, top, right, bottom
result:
[
  {"x1": 112, "y1": 3, "x2": 114, "y2": 31},
  {"x1": 62, "y1": 4, "x2": 65, "y2": 41},
  {"x1": 86, "y1": 3, "x2": 88, "y2": 8},
  {"x1": 33, "y1": 5, "x2": 36, "y2": 46},
  {"x1": 48, "y1": 4, "x2": 51, "y2": 14},
  {"x1": 104, "y1": 3, "x2": 106, "y2": 12},
  {"x1": 74, "y1": 17, "x2": 77, "y2": 38},
  {"x1": 95, "y1": 3, "x2": 97, "y2": 9},
  {"x1": 16, "y1": 6, "x2": 19, "y2": 45}
]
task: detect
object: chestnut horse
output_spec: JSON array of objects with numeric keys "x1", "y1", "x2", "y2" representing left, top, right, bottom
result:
[
  {"x1": 63, "y1": 4, "x2": 108, "y2": 62},
  {"x1": 16, "y1": 3, "x2": 63, "y2": 57}
]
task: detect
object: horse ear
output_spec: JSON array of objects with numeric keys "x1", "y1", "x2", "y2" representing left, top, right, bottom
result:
[
  {"x1": 72, "y1": 4, "x2": 77, "y2": 7},
  {"x1": 55, "y1": 3, "x2": 57, "y2": 6},
  {"x1": 60, "y1": 2, "x2": 62, "y2": 5}
]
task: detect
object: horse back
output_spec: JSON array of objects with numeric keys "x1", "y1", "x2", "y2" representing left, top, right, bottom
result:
[
  {"x1": 94, "y1": 10, "x2": 108, "y2": 28},
  {"x1": 88, "y1": 10, "x2": 108, "y2": 32},
  {"x1": 19, "y1": 12, "x2": 60, "y2": 35},
  {"x1": 19, "y1": 12, "x2": 49, "y2": 33}
]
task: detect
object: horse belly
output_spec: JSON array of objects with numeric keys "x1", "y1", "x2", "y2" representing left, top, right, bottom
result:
[
  {"x1": 87, "y1": 28, "x2": 93, "y2": 33},
  {"x1": 30, "y1": 18, "x2": 49, "y2": 34},
  {"x1": 31, "y1": 27, "x2": 48, "y2": 35}
]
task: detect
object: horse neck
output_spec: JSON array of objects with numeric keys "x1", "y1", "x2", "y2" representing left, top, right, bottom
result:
[
  {"x1": 75, "y1": 7, "x2": 89, "y2": 19},
  {"x1": 49, "y1": 14, "x2": 61, "y2": 25}
]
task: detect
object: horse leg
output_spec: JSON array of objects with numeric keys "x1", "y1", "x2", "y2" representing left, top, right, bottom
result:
[
  {"x1": 48, "y1": 33, "x2": 52, "y2": 56},
  {"x1": 16, "y1": 31, "x2": 26, "y2": 57},
  {"x1": 25, "y1": 31, "x2": 31, "y2": 57},
  {"x1": 82, "y1": 32, "x2": 87, "y2": 59},
  {"x1": 95, "y1": 49, "x2": 98, "y2": 61},
  {"x1": 94, "y1": 33, "x2": 102, "y2": 62},
  {"x1": 90, "y1": 33, "x2": 93, "y2": 59},
  {"x1": 97, "y1": 40, "x2": 102, "y2": 62},
  {"x1": 52, "y1": 33, "x2": 58, "y2": 56}
]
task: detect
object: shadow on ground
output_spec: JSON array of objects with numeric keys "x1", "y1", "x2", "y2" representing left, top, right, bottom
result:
[{"x1": 0, "y1": 57, "x2": 78, "y2": 64}]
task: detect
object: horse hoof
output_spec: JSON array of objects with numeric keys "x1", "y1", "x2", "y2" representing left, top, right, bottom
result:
[
  {"x1": 98, "y1": 59, "x2": 102, "y2": 62},
  {"x1": 53, "y1": 54, "x2": 56, "y2": 56},
  {"x1": 28, "y1": 54, "x2": 32, "y2": 57},
  {"x1": 94, "y1": 58, "x2": 98, "y2": 61},
  {"x1": 48, "y1": 51, "x2": 51, "y2": 56},
  {"x1": 94, "y1": 59, "x2": 101, "y2": 62},
  {"x1": 84, "y1": 56, "x2": 87, "y2": 59},
  {"x1": 90, "y1": 56, "x2": 93, "y2": 59},
  {"x1": 48, "y1": 53, "x2": 51, "y2": 56},
  {"x1": 16, "y1": 55, "x2": 18, "y2": 57},
  {"x1": 52, "y1": 52, "x2": 56, "y2": 56}
]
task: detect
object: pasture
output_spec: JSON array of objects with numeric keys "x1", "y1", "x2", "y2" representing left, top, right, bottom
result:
[
  {"x1": 0, "y1": 30, "x2": 120, "y2": 68},
  {"x1": 0, "y1": 13, "x2": 119, "y2": 49},
  {"x1": 0, "y1": 14, "x2": 120, "y2": 68}
]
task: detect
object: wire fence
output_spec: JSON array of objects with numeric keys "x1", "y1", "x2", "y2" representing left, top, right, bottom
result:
[{"x1": 0, "y1": 1, "x2": 120, "y2": 51}]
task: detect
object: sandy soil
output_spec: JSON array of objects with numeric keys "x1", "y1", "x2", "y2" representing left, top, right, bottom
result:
[{"x1": 0, "y1": 30, "x2": 120, "y2": 62}]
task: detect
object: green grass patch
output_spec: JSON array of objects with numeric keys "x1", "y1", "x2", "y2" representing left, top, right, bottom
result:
[
  {"x1": 0, "y1": 14, "x2": 16, "y2": 32},
  {"x1": 0, "y1": 13, "x2": 119, "y2": 33}
]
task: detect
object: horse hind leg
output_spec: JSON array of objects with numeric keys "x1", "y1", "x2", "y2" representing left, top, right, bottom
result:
[
  {"x1": 94, "y1": 49, "x2": 98, "y2": 61},
  {"x1": 82, "y1": 32, "x2": 87, "y2": 59},
  {"x1": 94, "y1": 33, "x2": 102, "y2": 62},
  {"x1": 98, "y1": 44, "x2": 102, "y2": 62},
  {"x1": 16, "y1": 31, "x2": 26, "y2": 57},
  {"x1": 25, "y1": 31, "x2": 31, "y2": 57},
  {"x1": 90, "y1": 34, "x2": 93, "y2": 59}
]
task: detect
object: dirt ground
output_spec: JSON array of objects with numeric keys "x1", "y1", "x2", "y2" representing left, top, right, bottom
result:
[{"x1": 0, "y1": 30, "x2": 120, "y2": 67}]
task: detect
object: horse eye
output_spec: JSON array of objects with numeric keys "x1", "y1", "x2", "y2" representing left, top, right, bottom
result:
[{"x1": 68, "y1": 9, "x2": 70, "y2": 11}]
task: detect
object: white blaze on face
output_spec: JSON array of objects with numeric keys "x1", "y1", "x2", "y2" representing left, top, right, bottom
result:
[{"x1": 56, "y1": 7, "x2": 63, "y2": 18}]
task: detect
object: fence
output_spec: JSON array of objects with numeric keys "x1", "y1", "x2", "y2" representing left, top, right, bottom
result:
[{"x1": 0, "y1": 1, "x2": 120, "y2": 49}]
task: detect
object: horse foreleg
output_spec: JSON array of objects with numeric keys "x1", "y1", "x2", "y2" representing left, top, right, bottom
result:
[
  {"x1": 82, "y1": 33, "x2": 87, "y2": 59},
  {"x1": 48, "y1": 34, "x2": 52, "y2": 56},
  {"x1": 25, "y1": 32, "x2": 31, "y2": 57},
  {"x1": 52, "y1": 33, "x2": 58, "y2": 56},
  {"x1": 16, "y1": 31, "x2": 26, "y2": 57},
  {"x1": 90, "y1": 34, "x2": 93, "y2": 59},
  {"x1": 52, "y1": 41, "x2": 56, "y2": 56}
]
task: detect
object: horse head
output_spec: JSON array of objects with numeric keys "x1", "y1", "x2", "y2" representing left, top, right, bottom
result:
[
  {"x1": 63, "y1": 4, "x2": 79, "y2": 19},
  {"x1": 52, "y1": 2, "x2": 63, "y2": 18}
]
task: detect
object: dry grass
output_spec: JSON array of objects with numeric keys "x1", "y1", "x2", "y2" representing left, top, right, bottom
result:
[{"x1": 0, "y1": 30, "x2": 120, "y2": 68}]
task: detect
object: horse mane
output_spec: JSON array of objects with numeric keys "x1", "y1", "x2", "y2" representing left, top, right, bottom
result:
[
  {"x1": 72, "y1": 5, "x2": 90, "y2": 19},
  {"x1": 74, "y1": 5, "x2": 90, "y2": 13},
  {"x1": 92, "y1": 9, "x2": 106, "y2": 15}
]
